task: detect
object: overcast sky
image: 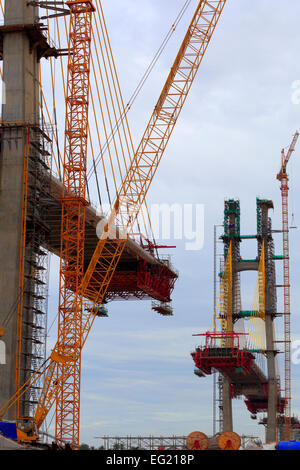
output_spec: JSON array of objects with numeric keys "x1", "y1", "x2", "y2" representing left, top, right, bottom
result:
[{"x1": 43, "y1": 0, "x2": 300, "y2": 446}]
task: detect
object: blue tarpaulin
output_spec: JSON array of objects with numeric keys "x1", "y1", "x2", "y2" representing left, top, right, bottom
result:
[
  {"x1": 0, "y1": 422, "x2": 17, "y2": 440},
  {"x1": 277, "y1": 441, "x2": 300, "y2": 450}
]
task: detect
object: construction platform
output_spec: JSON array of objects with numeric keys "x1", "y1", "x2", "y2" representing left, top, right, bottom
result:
[
  {"x1": 192, "y1": 332, "x2": 284, "y2": 417},
  {"x1": 44, "y1": 176, "x2": 178, "y2": 303},
  {"x1": 0, "y1": 22, "x2": 61, "y2": 61}
]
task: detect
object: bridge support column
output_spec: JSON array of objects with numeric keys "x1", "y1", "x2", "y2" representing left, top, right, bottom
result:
[
  {"x1": 258, "y1": 200, "x2": 278, "y2": 443},
  {"x1": 0, "y1": 1, "x2": 39, "y2": 418},
  {"x1": 266, "y1": 315, "x2": 277, "y2": 443},
  {"x1": 222, "y1": 378, "x2": 233, "y2": 431}
]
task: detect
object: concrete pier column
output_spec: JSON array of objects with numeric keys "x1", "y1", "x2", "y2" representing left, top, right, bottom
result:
[
  {"x1": 259, "y1": 200, "x2": 277, "y2": 443},
  {"x1": 0, "y1": 0, "x2": 39, "y2": 418},
  {"x1": 222, "y1": 378, "x2": 233, "y2": 431}
]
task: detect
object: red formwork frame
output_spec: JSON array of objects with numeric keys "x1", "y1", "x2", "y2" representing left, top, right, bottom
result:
[
  {"x1": 191, "y1": 332, "x2": 254, "y2": 376},
  {"x1": 137, "y1": 260, "x2": 177, "y2": 302}
]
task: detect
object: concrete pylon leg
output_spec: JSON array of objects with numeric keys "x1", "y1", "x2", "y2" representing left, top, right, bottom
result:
[
  {"x1": 222, "y1": 378, "x2": 233, "y2": 432},
  {"x1": 266, "y1": 316, "x2": 277, "y2": 443},
  {"x1": 258, "y1": 200, "x2": 278, "y2": 444},
  {"x1": 266, "y1": 379, "x2": 277, "y2": 443},
  {"x1": 0, "y1": 0, "x2": 38, "y2": 418}
]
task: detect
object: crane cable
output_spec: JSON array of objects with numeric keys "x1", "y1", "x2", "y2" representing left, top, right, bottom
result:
[
  {"x1": 39, "y1": 6, "x2": 137, "y2": 253},
  {"x1": 87, "y1": 0, "x2": 193, "y2": 242},
  {"x1": 87, "y1": 0, "x2": 193, "y2": 181},
  {"x1": 41, "y1": 1, "x2": 193, "y2": 238},
  {"x1": 35, "y1": 1, "x2": 179, "y2": 262}
]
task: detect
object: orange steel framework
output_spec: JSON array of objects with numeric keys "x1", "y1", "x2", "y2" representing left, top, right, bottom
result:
[
  {"x1": 277, "y1": 131, "x2": 299, "y2": 441},
  {"x1": 55, "y1": 0, "x2": 95, "y2": 446},
  {"x1": 0, "y1": 0, "x2": 227, "y2": 447}
]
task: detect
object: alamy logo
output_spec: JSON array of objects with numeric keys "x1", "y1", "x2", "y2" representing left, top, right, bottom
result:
[
  {"x1": 0, "y1": 340, "x2": 6, "y2": 365},
  {"x1": 96, "y1": 203, "x2": 205, "y2": 251}
]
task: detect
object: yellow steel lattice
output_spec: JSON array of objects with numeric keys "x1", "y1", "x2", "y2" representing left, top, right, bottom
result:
[{"x1": 211, "y1": 242, "x2": 232, "y2": 346}]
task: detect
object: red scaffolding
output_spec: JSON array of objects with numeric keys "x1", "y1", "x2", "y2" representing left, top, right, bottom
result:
[{"x1": 191, "y1": 332, "x2": 254, "y2": 376}]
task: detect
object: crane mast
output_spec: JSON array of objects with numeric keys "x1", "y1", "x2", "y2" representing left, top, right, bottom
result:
[
  {"x1": 0, "y1": 0, "x2": 227, "y2": 447},
  {"x1": 277, "y1": 131, "x2": 299, "y2": 441},
  {"x1": 55, "y1": 0, "x2": 95, "y2": 446}
]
